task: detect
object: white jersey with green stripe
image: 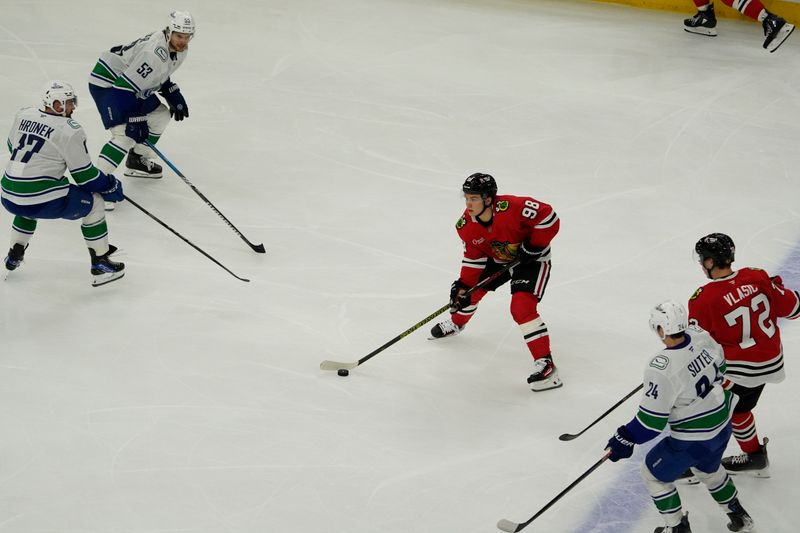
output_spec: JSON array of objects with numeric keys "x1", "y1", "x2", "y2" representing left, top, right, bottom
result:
[
  {"x1": 636, "y1": 327, "x2": 733, "y2": 442},
  {"x1": 89, "y1": 30, "x2": 187, "y2": 99},
  {"x1": 2, "y1": 107, "x2": 103, "y2": 206}
]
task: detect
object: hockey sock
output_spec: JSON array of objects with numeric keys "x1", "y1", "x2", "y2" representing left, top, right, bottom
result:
[
  {"x1": 692, "y1": 1, "x2": 711, "y2": 9},
  {"x1": 511, "y1": 293, "x2": 550, "y2": 358},
  {"x1": 11, "y1": 216, "x2": 36, "y2": 247},
  {"x1": 731, "y1": 412, "x2": 760, "y2": 453},
  {"x1": 722, "y1": 0, "x2": 767, "y2": 21},
  {"x1": 81, "y1": 194, "x2": 109, "y2": 255},
  {"x1": 642, "y1": 464, "x2": 683, "y2": 527},
  {"x1": 695, "y1": 467, "x2": 739, "y2": 510}
]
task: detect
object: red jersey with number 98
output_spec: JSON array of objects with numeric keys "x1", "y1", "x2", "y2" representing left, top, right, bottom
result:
[
  {"x1": 688, "y1": 268, "x2": 800, "y2": 387},
  {"x1": 455, "y1": 194, "x2": 559, "y2": 286}
]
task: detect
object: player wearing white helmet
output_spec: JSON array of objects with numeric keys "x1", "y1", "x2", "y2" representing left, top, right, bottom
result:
[
  {"x1": 603, "y1": 300, "x2": 755, "y2": 533},
  {"x1": 2, "y1": 81, "x2": 125, "y2": 286},
  {"x1": 88, "y1": 10, "x2": 195, "y2": 206}
]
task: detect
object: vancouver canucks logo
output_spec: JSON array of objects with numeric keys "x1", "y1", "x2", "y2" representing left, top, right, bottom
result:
[
  {"x1": 67, "y1": 118, "x2": 80, "y2": 130},
  {"x1": 689, "y1": 287, "x2": 703, "y2": 300},
  {"x1": 490, "y1": 241, "x2": 517, "y2": 262},
  {"x1": 455, "y1": 216, "x2": 466, "y2": 230},
  {"x1": 155, "y1": 46, "x2": 168, "y2": 62},
  {"x1": 496, "y1": 200, "x2": 509, "y2": 212},
  {"x1": 649, "y1": 355, "x2": 669, "y2": 370}
]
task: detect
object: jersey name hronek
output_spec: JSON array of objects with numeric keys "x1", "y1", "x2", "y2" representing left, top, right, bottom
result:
[{"x1": 17, "y1": 119, "x2": 54, "y2": 139}]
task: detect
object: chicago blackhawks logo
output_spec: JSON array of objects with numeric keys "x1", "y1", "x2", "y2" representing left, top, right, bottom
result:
[
  {"x1": 690, "y1": 287, "x2": 703, "y2": 300},
  {"x1": 455, "y1": 216, "x2": 466, "y2": 230},
  {"x1": 496, "y1": 200, "x2": 509, "y2": 212},
  {"x1": 490, "y1": 241, "x2": 519, "y2": 262}
]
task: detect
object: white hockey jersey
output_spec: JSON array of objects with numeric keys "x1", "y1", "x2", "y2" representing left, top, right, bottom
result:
[
  {"x1": 2, "y1": 108, "x2": 104, "y2": 206},
  {"x1": 89, "y1": 30, "x2": 187, "y2": 99},
  {"x1": 634, "y1": 327, "x2": 734, "y2": 442}
]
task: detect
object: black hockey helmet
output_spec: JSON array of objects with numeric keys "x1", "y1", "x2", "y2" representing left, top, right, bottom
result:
[
  {"x1": 695, "y1": 233, "x2": 735, "y2": 268},
  {"x1": 462, "y1": 173, "x2": 497, "y2": 199}
]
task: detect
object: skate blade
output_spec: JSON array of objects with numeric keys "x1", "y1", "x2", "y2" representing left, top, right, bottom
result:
[
  {"x1": 767, "y1": 23, "x2": 794, "y2": 53},
  {"x1": 726, "y1": 467, "x2": 770, "y2": 478},
  {"x1": 684, "y1": 27, "x2": 717, "y2": 37},
  {"x1": 104, "y1": 201, "x2": 116, "y2": 212},
  {"x1": 92, "y1": 271, "x2": 125, "y2": 287},
  {"x1": 530, "y1": 378, "x2": 564, "y2": 392},
  {"x1": 124, "y1": 169, "x2": 163, "y2": 179}
]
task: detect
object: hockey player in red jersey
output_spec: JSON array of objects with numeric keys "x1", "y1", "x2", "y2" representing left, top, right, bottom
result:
[
  {"x1": 430, "y1": 173, "x2": 561, "y2": 391},
  {"x1": 688, "y1": 233, "x2": 800, "y2": 476}
]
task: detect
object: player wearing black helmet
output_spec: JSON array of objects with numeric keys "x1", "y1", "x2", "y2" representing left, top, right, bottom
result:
[{"x1": 430, "y1": 173, "x2": 562, "y2": 391}]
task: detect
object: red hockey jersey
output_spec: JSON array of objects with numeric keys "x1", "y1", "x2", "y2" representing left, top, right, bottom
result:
[
  {"x1": 456, "y1": 194, "x2": 560, "y2": 286},
  {"x1": 688, "y1": 268, "x2": 800, "y2": 387}
]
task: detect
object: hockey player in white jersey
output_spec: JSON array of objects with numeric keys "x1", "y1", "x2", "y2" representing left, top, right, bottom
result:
[
  {"x1": 2, "y1": 81, "x2": 125, "y2": 286},
  {"x1": 88, "y1": 10, "x2": 194, "y2": 201},
  {"x1": 604, "y1": 301, "x2": 754, "y2": 533}
]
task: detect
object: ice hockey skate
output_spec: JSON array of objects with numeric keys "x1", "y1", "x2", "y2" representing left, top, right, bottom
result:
[
  {"x1": 527, "y1": 356, "x2": 562, "y2": 391},
  {"x1": 722, "y1": 438, "x2": 769, "y2": 477},
  {"x1": 675, "y1": 468, "x2": 700, "y2": 485},
  {"x1": 726, "y1": 498, "x2": 755, "y2": 532},
  {"x1": 90, "y1": 247, "x2": 125, "y2": 287},
  {"x1": 762, "y1": 13, "x2": 794, "y2": 53},
  {"x1": 124, "y1": 150, "x2": 163, "y2": 179},
  {"x1": 3, "y1": 243, "x2": 26, "y2": 279},
  {"x1": 684, "y1": 4, "x2": 717, "y2": 36},
  {"x1": 429, "y1": 318, "x2": 462, "y2": 339},
  {"x1": 654, "y1": 513, "x2": 691, "y2": 533}
]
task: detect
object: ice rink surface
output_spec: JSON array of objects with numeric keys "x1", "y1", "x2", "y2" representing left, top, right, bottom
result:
[{"x1": 1, "y1": 0, "x2": 799, "y2": 531}]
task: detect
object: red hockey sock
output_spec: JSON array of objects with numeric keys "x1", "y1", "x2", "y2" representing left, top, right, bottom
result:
[
  {"x1": 510, "y1": 293, "x2": 551, "y2": 359},
  {"x1": 692, "y1": 0, "x2": 711, "y2": 9},
  {"x1": 719, "y1": 0, "x2": 767, "y2": 21},
  {"x1": 731, "y1": 412, "x2": 760, "y2": 453}
]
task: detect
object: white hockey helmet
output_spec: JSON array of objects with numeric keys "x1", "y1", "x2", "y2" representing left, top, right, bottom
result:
[
  {"x1": 168, "y1": 10, "x2": 196, "y2": 37},
  {"x1": 42, "y1": 80, "x2": 77, "y2": 114},
  {"x1": 649, "y1": 300, "x2": 688, "y2": 338}
]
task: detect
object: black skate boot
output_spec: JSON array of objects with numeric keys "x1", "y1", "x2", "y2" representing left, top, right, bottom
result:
[
  {"x1": 722, "y1": 437, "x2": 769, "y2": 477},
  {"x1": 4, "y1": 243, "x2": 26, "y2": 272},
  {"x1": 90, "y1": 247, "x2": 125, "y2": 287},
  {"x1": 684, "y1": 4, "x2": 717, "y2": 37},
  {"x1": 726, "y1": 498, "x2": 754, "y2": 532},
  {"x1": 124, "y1": 150, "x2": 163, "y2": 178},
  {"x1": 654, "y1": 513, "x2": 692, "y2": 533},
  {"x1": 763, "y1": 13, "x2": 795, "y2": 53},
  {"x1": 675, "y1": 468, "x2": 700, "y2": 485},
  {"x1": 527, "y1": 356, "x2": 563, "y2": 391},
  {"x1": 429, "y1": 318, "x2": 462, "y2": 339}
]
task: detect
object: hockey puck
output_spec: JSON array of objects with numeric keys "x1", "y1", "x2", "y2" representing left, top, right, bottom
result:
[{"x1": 337, "y1": 369, "x2": 349, "y2": 377}]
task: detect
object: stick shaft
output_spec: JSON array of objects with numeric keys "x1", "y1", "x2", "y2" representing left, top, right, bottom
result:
[{"x1": 560, "y1": 384, "x2": 643, "y2": 440}]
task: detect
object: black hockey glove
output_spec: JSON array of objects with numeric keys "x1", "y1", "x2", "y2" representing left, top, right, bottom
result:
[
  {"x1": 160, "y1": 81, "x2": 189, "y2": 121},
  {"x1": 125, "y1": 116, "x2": 149, "y2": 143},
  {"x1": 100, "y1": 176, "x2": 124, "y2": 203},
  {"x1": 518, "y1": 241, "x2": 545, "y2": 265},
  {"x1": 449, "y1": 279, "x2": 471, "y2": 312},
  {"x1": 606, "y1": 425, "x2": 635, "y2": 462}
]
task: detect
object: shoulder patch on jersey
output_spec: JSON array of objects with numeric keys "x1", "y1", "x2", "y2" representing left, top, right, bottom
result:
[
  {"x1": 66, "y1": 118, "x2": 81, "y2": 130},
  {"x1": 155, "y1": 46, "x2": 168, "y2": 62},
  {"x1": 689, "y1": 287, "x2": 703, "y2": 300},
  {"x1": 456, "y1": 216, "x2": 466, "y2": 230},
  {"x1": 649, "y1": 355, "x2": 669, "y2": 371},
  {"x1": 495, "y1": 200, "x2": 509, "y2": 212}
]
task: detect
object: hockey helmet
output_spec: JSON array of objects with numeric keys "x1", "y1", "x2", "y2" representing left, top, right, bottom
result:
[
  {"x1": 462, "y1": 173, "x2": 497, "y2": 199},
  {"x1": 168, "y1": 10, "x2": 196, "y2": 37},
  {"x1": 694, "y1": 233, "x2": 735, "y2": 268},
  {"x1": 649, "y1": 300, "x2": 688, "y2": 338},
  {"x1": 42, "y1": 80, "x2": 77, "y2": 115}
]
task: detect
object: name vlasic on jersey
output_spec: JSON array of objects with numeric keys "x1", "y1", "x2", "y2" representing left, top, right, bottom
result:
[
  {"x1": 688, "y1": 268, "x2": 800, "y2": 387},
  {"x1": 455, "y1": 195, "x2": 559, "y2": 285}
]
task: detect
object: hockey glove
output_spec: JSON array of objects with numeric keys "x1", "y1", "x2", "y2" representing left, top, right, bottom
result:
[
  {"x1": 125, "y1": 116, "x2": 149, "y2": 143},
  {"x1": 518, "y1": 241, "x2": 545, "y2": 264},
  {"x1": 606, "y1": 425, "x2": 635, "y2": 462},
  {"x1": 160, "y1": 81, "x2": 189, "y2": 121},
  {"x1": 449, "y1": 279, "x2": 471, "y2": 312},
  {"x1": 100, "y1": 176, "x2": 124, "y2": 203}
]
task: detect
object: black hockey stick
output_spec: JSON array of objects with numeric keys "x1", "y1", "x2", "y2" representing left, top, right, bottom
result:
[
  {"x1": 558, "y1": 384, "x2": 643, "y2": 441},
  {"x1": 124, "y1": 195, "x2": 250, "y2": 282},
  {"x1": 145, "y1": 142, "x2": 266, "y2": 254},
  {"x1": 320, "y1": 260, "x2": 521, "y2": 371},
  {"x1": 496, "y1": 451, "x2": 611, "y2": 532}
]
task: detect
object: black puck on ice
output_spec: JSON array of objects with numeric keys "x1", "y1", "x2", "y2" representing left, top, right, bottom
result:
[{"x1": 337, "y1": 369, "x2": 349, "y2": 377}]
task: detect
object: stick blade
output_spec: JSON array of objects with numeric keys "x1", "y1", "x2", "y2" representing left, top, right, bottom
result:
[
  {"x1": 558, "y1": 433, "x2": 578, "y2": 441},
  {"x1": 251, "y1": 243, "x2": 266, "y2": 254},
  {"x1": 320, "y1": 360, "x2": 359, "y2": 371},
  {"x1": 497, "y1": 519, "x2": 521, "y2": 532}
]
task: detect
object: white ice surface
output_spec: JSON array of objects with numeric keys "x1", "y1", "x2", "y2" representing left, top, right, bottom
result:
[{"x1": 1, "y1": 1, "x2": 799, "y2": 531}]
